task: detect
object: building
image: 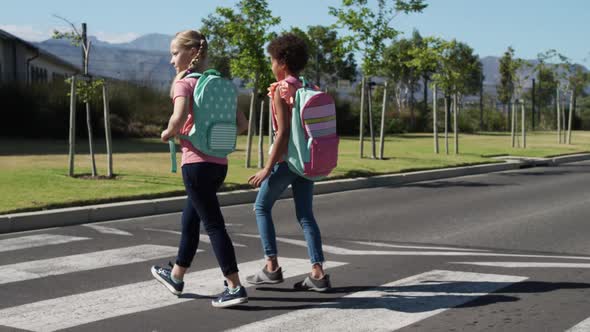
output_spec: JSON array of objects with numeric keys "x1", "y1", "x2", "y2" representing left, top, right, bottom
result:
[{"x1": 0, "y1": 29, "x2": 79, "y2": 84}]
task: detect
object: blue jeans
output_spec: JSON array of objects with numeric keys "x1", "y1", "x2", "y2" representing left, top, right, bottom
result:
[
  {"x1": 254, "y1": 162, "x2": 325, "y2": 264},
  {"x1": 176, "y1": 162, "x2": 238, "y2": 277}
]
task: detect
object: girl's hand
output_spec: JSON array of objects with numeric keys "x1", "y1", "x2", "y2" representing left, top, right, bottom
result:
[
  {"x1": 161, "y1": 129, "x2": 174, "y2": 143},
  {"x1": 248, "y1": 168, "x2": 271, "y2": 188}
]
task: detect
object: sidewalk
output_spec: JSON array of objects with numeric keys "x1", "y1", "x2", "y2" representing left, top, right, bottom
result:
[{"x1": 2, "y1": 153, "x2": 589, "y2": 234}]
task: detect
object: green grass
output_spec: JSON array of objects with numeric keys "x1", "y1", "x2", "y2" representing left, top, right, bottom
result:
[{"x1": 1, "y1": 131, "x2": 589, "y2": 215}]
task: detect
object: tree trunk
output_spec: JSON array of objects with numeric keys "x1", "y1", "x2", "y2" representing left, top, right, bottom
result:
[
  {"x1": 562, "y1": 99, "x2": 567, "y2": 143},
  {"x1": 258, "y1": 99, "x2": 265, "y2": 168},
  {"x1": 86, "y1": 101, "x2": 97, "y2": 177},
  {"x1": 423, "y1": 76, "x2": 428, "y2": 117},
  {"x1": 433, "y1": 84, "x2": 438, "y2": 154},
  {"x1": 453, "y1": 93, "x2": 458, "y2": 155},
  {"x1": 521, "y1": 101, "x2": 526, "y2": 149},
  {"x1": 410, "y1": 82, "x2": 415, "y2": 130},
  {"x1": 511, "y1": 101, "x2": 516, "y2": 148},
  {"x1": 567, "y1": 91, "x2": 574, "y2": 144},
  {"x1": 444, "y1": 95, "x2": 449, "y2": 154},
  {"x1": 245, "y1": 91, "x2": 256, "y2": 168},
  {"x1": 479, "y1": 73, "x2": 484, "y2": 130},
  {"x1": 531, "y1": 78, "x2": 536, "y2": 130},
  {"x1": 103, "y1": 83, "x2": 113, "y2": 177},
  {"x1": 367, "y1": 82, "x2": 376, "y2": 159},
  {"x1": 68, "y1": 76, "x2": 77, "y2": 177},
  {"x1": 379, "y1": 81, "x2": 387, "y2": 160},
  {"x1": 82, "y1": 24, "x2": 96, "y2": 177},
  {"x1": 556, "y1": 88, "x2": 561, "y2": 144},
  {"x1": 359, "y1": 76, "x2": 366, "y2": 158}
]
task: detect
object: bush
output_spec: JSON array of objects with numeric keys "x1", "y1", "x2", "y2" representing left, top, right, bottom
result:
[{"x1": 0, "y1": 80, "x2": 170, "y2": 139}]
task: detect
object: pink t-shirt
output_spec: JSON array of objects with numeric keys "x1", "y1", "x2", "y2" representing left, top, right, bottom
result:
[
  {"x1": 173, "y1": 77, "x2": 228, "y2": 166},
  {"x1": 267, "y1": 76, "x2": 302, "y2": 163}
]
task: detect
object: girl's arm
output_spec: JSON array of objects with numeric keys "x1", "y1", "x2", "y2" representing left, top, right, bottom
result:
[
  {"x1": 248, "y1": 87, "x2": 290, "y2": 187},
  {"x1": 161, "y1": 96, "x2": 190, "y2": 142}
]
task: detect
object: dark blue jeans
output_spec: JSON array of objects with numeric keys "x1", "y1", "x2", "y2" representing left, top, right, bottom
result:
[
  {"x1": 254, "y1": 162, "x2": 325, "y2": 264},
  {"x1": 176, "y1": 162, "x2": 238, "y2": 277}
]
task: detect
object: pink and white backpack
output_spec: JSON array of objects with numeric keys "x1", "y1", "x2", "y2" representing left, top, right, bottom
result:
[{"x1": 285, "y1": 76, "x2": 339, "y2": 180}]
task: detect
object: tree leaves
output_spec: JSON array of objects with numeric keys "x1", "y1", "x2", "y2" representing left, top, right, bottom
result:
[
  {"x1": 202, "y1": 0, "x2": 279, "y2": 93},
  {"x1": 330, "y1": 0, "x2": 427, "y2": 76}
]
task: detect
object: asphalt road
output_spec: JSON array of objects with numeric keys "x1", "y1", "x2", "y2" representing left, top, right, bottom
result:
[{"x1": 2, "y1": 160, "x2": 590, "y2": 331}]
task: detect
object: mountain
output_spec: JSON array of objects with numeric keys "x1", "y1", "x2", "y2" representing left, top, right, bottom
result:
[
  {"x1": 35, "y1": 34, "x2": 588, "y2": 94},
  {"x1": 119, "y1": 33, "x2": 173, "y2": 52},
  {"x1": 36, "y1": 34, "x2": 175, "y2": 91}
]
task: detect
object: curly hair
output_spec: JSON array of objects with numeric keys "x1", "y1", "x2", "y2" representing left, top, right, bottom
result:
[{"x1": 267, "y1": 33, "x2": 309, "y2": 75}]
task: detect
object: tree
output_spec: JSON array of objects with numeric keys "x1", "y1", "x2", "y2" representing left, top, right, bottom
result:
[
  {"x1": 531, "y1": 55, "x2": 558, "y2": 128},
  {"x1": 498, "y1": 47, "x2": 516, "y2": 112},
  {"x1": 330, "y1": 0, "x2": 428, "y2": 159},
  {"x1": 416, "y1": 38, "x2": 479, "y2": 154},
  {"x1": 53, "y1": 18, "x2": 106, "y2": 177},
  {"x1": 200, "y1": 15, "x2": 235, "y2": 78},
  {"x1": 202, "y1": 0, "x2": 279, "y2": 168},
  {"x1": 498, "y1": 47, "x2": 523, "y2": 147},
  {"x1": 289, "y1": 26, "x2": 357, "y2": 87},
  {"x1": 404, "y1": 34, "x2": 440, "y2": 152}
]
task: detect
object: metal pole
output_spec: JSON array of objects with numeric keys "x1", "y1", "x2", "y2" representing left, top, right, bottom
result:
[
  {"x1": 433, "y1": 84, "x2": 439, "y2": 154},
  {"x1": 103, "y1": 83, "x2": 113, "y2": 177},
  {"x1": 555, "y1": 88, "x2": 561, "y2": 144},
  {"x1": 367, "y1": 82, "x2": 376, "y2": 159},
  {"x1": 521, "y1": 100, "x2": 526, "y2": 148},
  {"x1": 378, "y1": 81, "x2": 387, "y2": 159},
  {"x1": 359, "y1": 77, "x2": 365, "y2": 158},
  {"x1": 258, "y1": 100, "x2": 265, "y2": 168},
  {"x1": 68, "y1": 76, "x2": 77, "y2": 177},
  {"x1": 531, "y1": 78, "x2": 536, "y2": 130}
]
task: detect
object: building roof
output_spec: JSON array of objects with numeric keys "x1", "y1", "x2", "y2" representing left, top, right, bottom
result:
[{"x1": 0, "y1": 29, "x2": 80, "y2": 72}]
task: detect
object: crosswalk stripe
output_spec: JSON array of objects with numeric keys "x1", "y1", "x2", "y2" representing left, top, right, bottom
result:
[
  {"x1": 0, "y1": 258, "x2": 347, "y2": 332},
  {"x1": 229, "y1": 269, "x2": 527, "y2": 332},
  {"x1": 0, "y1": 244, "x2": 180, "y2": 285},
  {"x1": 566, "y1": 317, "x2": 590, "y2": 331},
  {"x1": 453, "y1": 262, "x2": 590, "y2": 268},
  {"x1": 83, "y1": 224, "x2": 133, "y2": 236},
  {"x1": 0, "y1": 234, "x2": 90, "y2": 253},
  {"x1": 349, "y1": 240, "x2": 490, "y2": 252},
  {"x1": 145, "y1": 227, "x2": 246, "y2": 247},
  {"x1": 236, "y1": 234, "x2": 590, "y2": 260}
]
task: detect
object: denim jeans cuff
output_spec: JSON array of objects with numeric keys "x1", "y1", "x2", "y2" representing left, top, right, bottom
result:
[
  {"x1": 175, "y1": 259, "x2": 191, "y2": 268},
  {"x1": 264, "y1": 254, "x2": 278, "y2": 260}
]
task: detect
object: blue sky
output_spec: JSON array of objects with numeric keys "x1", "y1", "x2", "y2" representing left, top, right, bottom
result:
[{"x1": 1, "y1": 0, "x2": 589, "y2": 63}]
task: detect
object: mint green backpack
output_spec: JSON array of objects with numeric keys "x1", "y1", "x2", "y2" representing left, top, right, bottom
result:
[{"x1": 168, "y1": 69, "x2": 238, "y2": 172}]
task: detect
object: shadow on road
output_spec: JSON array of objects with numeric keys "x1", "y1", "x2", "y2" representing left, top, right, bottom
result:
[{"x1": 227, "y1": 280, "x2": 590, "y2": 312}]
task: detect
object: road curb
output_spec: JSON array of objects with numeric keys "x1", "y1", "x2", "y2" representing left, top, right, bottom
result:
[{"x1": 2, "y1": 154, "x2": 590, "y2": 234}]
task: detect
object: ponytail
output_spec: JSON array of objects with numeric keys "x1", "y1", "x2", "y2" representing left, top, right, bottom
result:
[{"x1": 169, "y1": 30, "x2": 208, "y2": 98}]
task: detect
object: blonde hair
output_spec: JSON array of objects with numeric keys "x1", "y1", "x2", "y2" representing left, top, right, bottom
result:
[{"x1": 169, "y1": 30, "x2": 208, "y2": 98}]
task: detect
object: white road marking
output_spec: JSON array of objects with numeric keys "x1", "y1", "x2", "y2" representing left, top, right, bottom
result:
[
  {"x1": 453, "y1": 262, "x2": 590, "y2": 268},
  {"x1": 83, "y1": 224, "x2": 133, "y2": 236},
  {"x1": 566, "y1": 316, "x2": 590, "y2": 331},
  {"x1": 0, "y1": 234, "x2": 90, "y2": 253},
  {"x1": 236, "y1": 234, "x2": 590, "y2": 260},
  {"x1": 145, "y1": 227, "x2": 246, "y2": 247},
  {"x1": 349, "y1": 240, "x2": 489, "y2": 252},
  {"x1": 0, "y1": 258, "x2": 347, "y2": 332},
  {"x1": 0, "y1": 245, "x2": 180, "y2": 285},
  {"x1": 229, "y1": 269, "x2": 527, "y2": 332}
]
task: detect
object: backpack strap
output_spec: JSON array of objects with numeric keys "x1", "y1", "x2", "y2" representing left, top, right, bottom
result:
[
  {"x1": 169, "y1": 139, "x2": 177, "y2": 173},
  {"x1": 299, "y1": 76, "x2": 311, "y2": 88}
]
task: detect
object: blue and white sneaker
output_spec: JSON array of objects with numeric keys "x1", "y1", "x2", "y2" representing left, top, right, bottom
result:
[
  {"x1": 211, "y1": 282, "x2": 248, "y2": 308},
  {"x1": 151, "y1": 262, "x2": 184, "y2": 296}
]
